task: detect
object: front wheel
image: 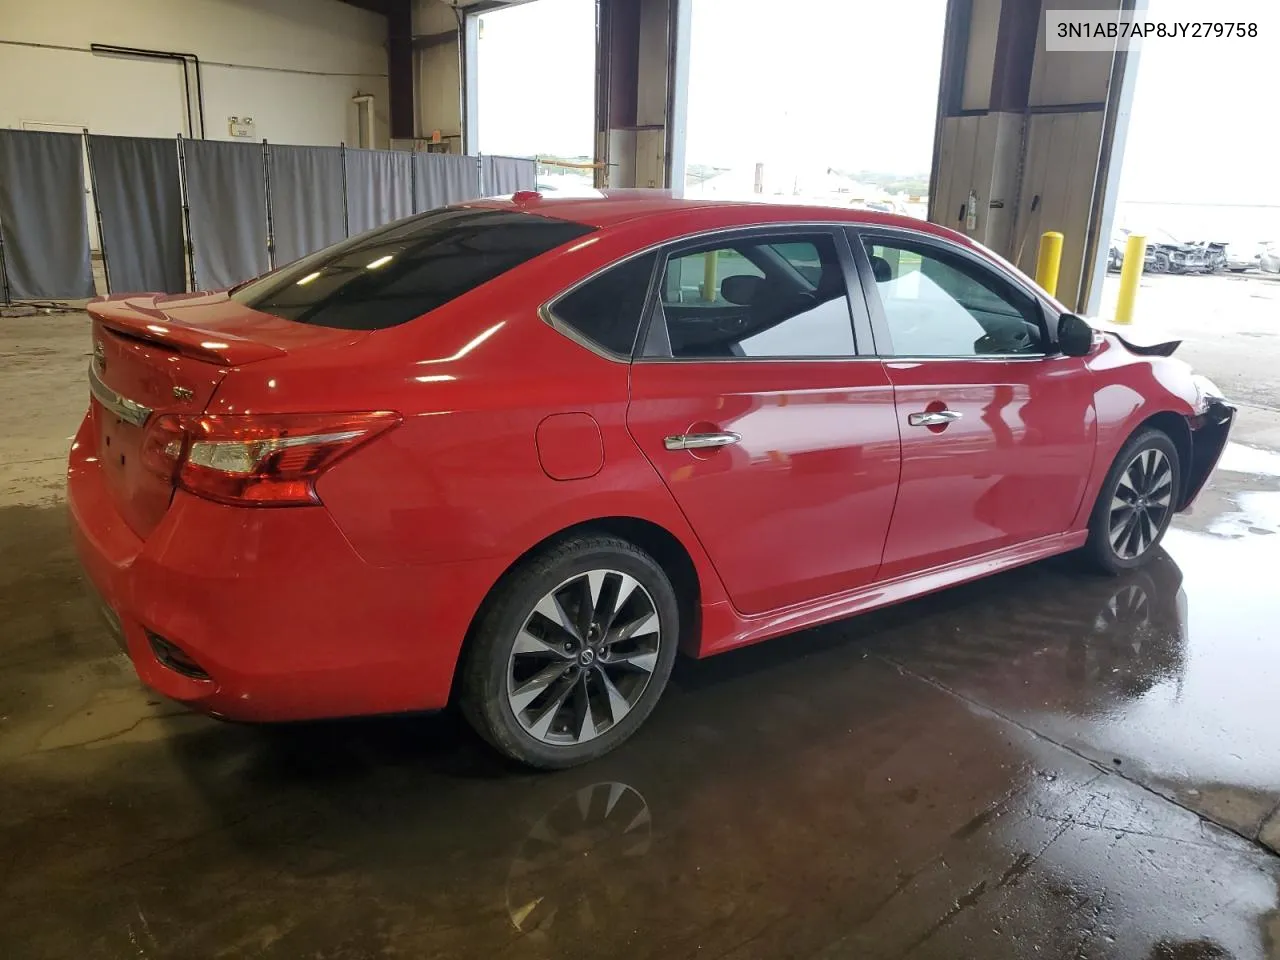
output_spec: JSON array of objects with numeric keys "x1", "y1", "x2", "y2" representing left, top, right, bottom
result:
[
  {"x1": 1083, "y1": 428, "x2": 1181, "y2": 574},
  {"x1": 459, "y1": 535, "x2": 679, "y2": 769}
]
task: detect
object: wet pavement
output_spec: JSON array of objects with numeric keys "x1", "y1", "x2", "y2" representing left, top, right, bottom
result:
[{"x1": 3, "y1": 314, "x2": 1280, "y2": 958}]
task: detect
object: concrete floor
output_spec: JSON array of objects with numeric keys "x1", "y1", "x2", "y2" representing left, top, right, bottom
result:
[{"x1": 3, "y1": 274, "x2": 1280, "y2": 959}]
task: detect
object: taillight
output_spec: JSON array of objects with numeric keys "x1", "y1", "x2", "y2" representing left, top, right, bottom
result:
[
  {"x1": 140, "y1": 414, "x2": 187, "y2": 481},
  {"x1": 143, "y1": 411, "x2": 399, "y2": 506}
]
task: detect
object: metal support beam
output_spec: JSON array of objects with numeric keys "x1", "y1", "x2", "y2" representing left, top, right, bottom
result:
[
  {"x1": 388, "y1": 0, "x2": 414, "y2": 140},
  {"x1": 1082, "y1": 0, "x2": 1146, "y2": 316},
  {"x1": 413, "y1": 29, "x2": 458, "y2": 49},
  {"x1": 988, "y1": 0, "x2": 1041, "y2": 112},
  {"x1": 462, "y1": 11, "x2": 480, "y2": 155},
  {"x1": 594, "y1": 0, "x2": 688, "y2": 190},
  {"x1": 665, "y1": 0, "x2": 691, "y2": 195}
]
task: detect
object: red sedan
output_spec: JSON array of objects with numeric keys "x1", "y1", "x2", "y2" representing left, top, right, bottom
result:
[{"x1": 69, "y1": 193, "x2": 1234, "y2": 767}]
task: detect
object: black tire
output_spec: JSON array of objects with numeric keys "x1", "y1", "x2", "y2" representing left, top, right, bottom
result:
[
  {"x1": 459, "y1": 534, "x2": 680, "y2": 769},
  {"x1": 1083, "y1": 428, "x2": 1181, "y2": 575}
]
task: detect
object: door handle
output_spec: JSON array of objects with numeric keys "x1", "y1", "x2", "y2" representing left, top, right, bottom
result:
[
  {"x1": 664, "y1": 431, "x2": 741, "y2": 451},
  {"x1": 907, "y1": 410, "x2": 963, "y2": 427}
]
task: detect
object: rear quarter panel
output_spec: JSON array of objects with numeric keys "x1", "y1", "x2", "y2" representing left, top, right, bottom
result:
[{"x1": 206, "y1": 228, "x2": 734, "y2": 615}]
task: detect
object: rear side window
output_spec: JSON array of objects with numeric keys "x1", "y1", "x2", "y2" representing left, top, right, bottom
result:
[
  {"x1": 231, "y1": 209, "x2": 594, "y2": 330},
  {"x1": 551, "y1": 253, "x2": 657, "y2": 356},
  {"x1": 653, "y1": 234, "x2": 856, "y2": 359}
]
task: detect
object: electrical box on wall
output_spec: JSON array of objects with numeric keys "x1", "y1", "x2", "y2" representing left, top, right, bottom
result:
[{"x1": 227, "y1": 117, "x2": 256, "y2": 139}]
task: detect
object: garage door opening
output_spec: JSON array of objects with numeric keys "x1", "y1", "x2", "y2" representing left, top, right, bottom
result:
[
  {"x1": 683, "y1": 0, "x2": 945, "y2": 216},
  {"x1": 474, "y1": 0, "x2": 597, "y2": 192}
]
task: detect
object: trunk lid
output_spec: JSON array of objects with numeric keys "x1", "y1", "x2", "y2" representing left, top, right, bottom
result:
[{"x1": 85, "y1": 293, "x2": 354, "y2": 538}]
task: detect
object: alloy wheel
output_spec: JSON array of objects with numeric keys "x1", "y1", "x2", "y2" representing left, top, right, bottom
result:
[
  {"x1": 1109, "y1": 448, "x2": 1173, "y2": 560},
  {"x1": 507, "y1": 569, "x2": 662, "y2": 745}
]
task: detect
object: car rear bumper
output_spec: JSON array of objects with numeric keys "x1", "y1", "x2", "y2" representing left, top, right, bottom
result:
[{"x1": 67, "y1": 416, "x2": 502, "y2": 722}]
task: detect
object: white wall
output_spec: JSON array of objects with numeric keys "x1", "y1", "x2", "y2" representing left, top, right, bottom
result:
[
  {"x1": 958, "y1": 0, "x2": 999, "y2": 111},
  {"x1": 414, "y1": 0, "x2": 462, "y2": 144},
  {"x1": 0, "y1": 0, "x2": 390, "y2": 146}
]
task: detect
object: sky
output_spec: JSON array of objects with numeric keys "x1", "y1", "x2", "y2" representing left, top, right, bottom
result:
[
  {"x1": 474, "y1": 0, "x2": 1279, "y2": 206},
  {"x1": 1116, "y1": 0, "x2": 1280, "y2": 206}
]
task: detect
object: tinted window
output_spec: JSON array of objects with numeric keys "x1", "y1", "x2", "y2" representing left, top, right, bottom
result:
[
  {"x1": 553, "y1": 253, "x2": 657, "y2": 356},
  {"x1": 655, "y1": 235, "x2": 856, "y2": 359},
  {"x1": 232, "y1": 209, "x2": 594, "y2": 330},
  {"x1": 863, "y1": 239, "x2": 1044, "y2": 357}
]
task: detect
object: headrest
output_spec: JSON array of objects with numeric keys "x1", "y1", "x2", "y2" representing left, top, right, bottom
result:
[
  {"x1": 721, "y1": 274, "x2": 764, "y2": 305},
  {"x1": 869, "y1": 255, "x2": 893, "y2": 283}
]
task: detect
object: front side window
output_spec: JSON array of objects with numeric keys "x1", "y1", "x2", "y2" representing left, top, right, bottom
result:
[
  {"x1": 232, "y1": 209, "x2": 595, "y2": 331},
  {"x1": 863, "y1": 239, "x2": 1045, "y2": 357},
  {"x1": 653, "y1": 234, "x2": 856, "y2": 359}
]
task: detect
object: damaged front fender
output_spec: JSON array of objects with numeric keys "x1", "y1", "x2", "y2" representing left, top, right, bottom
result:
[{"x1": 1180, "y1": 395, "x2": 1236, "y2": 511}]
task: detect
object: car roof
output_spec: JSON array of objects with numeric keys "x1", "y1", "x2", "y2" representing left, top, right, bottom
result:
[{"x1": 467, "y1": 188, "x2": 946, "y2": 235}]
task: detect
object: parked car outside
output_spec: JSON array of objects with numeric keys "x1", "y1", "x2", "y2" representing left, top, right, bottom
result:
[
  {"x1": 1142, "y1": 228, "x2": 1208, "y2": 274},
  {"x1": 68, "y1": 194, "x2": 1235, "y2": 768},
  {"x1": 1261, "y1": 240, "x2": 1280, "y2": 273},
  {"x1": 1107, "y1": 232, "x2": 1128, "y2": 272},
  {"x1": 1224, "y1": 240, "x2": 1266, "y2": 272}
]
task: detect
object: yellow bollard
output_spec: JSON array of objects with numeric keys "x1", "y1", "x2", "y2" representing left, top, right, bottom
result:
[
  {"x1": 1035, "y1": 231, "x2": 1064, "y2": 297},
  {"x1": 1114, "y1": 234, "x2": 1146, "y2": 325},
  {"x1": 702, "y1": 250, "x2": 718, "y2": 302}
]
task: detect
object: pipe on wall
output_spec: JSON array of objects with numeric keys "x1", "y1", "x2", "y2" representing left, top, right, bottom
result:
[{"x1": 89, "y1": 43, "x2": 206, "y2": 138}]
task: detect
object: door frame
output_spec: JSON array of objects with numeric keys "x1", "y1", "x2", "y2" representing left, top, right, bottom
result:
[
  {"x1": 846, "y1": 224, "x2": 1067, "y2": 360},
  {"x1": 632, "y1": 223, "x2": 879, "y2": 362}
]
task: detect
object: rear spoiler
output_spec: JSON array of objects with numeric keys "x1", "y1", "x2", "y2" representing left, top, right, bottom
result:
[
  {"x1": 88, "y1": 297, "x2": 286, "y2": 365},
  {"x1": 1088, "y1": 318, "x2": 1182, "y2": 357}
]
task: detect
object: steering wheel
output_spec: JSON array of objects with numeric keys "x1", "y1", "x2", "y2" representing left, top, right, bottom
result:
[{"x1": 974, "y1": 324, "x2": 1036, "y2": 355}]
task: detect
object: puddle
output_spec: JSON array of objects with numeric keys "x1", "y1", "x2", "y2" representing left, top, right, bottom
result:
[
  {"x1": 1216, "y1": 442, "x2": 1280, "y2": 478},
  {"x1": 1205, "y1": 491, "x2": 1280, "y2": 538}
]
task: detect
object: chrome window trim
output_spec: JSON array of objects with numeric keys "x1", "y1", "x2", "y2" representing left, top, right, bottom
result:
[
  {"x1": 853, "y1": 223, "x2": 1056, "y2": 315},
  {"x1": 635, "y1": 355, "x2": 884, "y2": 365},
  {"x1": 884, "y1": 353, "x2": 1050, "y2": 362},
  {"x1": 88, "y1": 363, "x2": 152, "y2": 427},
  {"x1": 540, "y1": 245, "x2": 666, "y2": 364},
  {"x1": 632, "y1": 353, "x2": 1051, "y2": 366},
  {"x1": 540, "y1": 221, "x2": 874, "y2": 362},
  {"x1": 852, "y1": 224, "x2": 1059, "y2": 361},
  {"x1": 538, "y1": 218, "x2": 1059, "y2": 363},
  {"x1": 639, "y1": 224, "x2": 864, "y2": 362},
  {"x1": 538, "y1": 304, "x2": 632, "y2": 364}
]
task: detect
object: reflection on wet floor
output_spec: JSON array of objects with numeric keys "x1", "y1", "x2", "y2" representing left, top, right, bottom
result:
[{"x1": 1, "y1": 444, "x2": 1280, "y2": 958}]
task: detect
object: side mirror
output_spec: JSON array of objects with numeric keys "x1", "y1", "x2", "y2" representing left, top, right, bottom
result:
[{"x1": 1058, "y1": 313, "x2": 1094, "y2": 357}]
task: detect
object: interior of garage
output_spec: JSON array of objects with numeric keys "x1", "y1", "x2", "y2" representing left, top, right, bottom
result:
[{"x1": 3, "y1": 1, "x2": 1280, "y2": 957}]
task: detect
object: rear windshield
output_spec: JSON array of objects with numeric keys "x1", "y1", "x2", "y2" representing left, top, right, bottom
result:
[{"x1": 231, "y1": 208, "x2": 595, "y2": 330}]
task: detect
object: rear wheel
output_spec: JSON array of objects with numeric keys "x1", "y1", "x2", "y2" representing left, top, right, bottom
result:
[
  {"x1": 459, "y1": 535, "x2": 679, "y2": 769},
  {"x1": 1083, "y1": 428, "x2": 1181, "y2": 574}
]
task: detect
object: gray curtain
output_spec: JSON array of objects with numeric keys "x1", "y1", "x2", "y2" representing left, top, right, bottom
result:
[
  {"x1": 0, "y1": 129, "x2": 95, "y2": 300},
  {"x1": 268, "y1": 144, "x2": 345, "y2": 265},
  {"x1": 87, "y1": 135, "x2": 185, "y2": 294},
  {"x1": 345, "y1": 148, "x2": 415, "y2": 235},
  {"x1": 183, "y1": 138, "x2": 269, "y2": 290},
  {"x1": 413, "y1": 153, "x2": 482, "y2": 211},
  {"x1": 482, "y1": 155, "x2": 537, "y2": 197}
]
